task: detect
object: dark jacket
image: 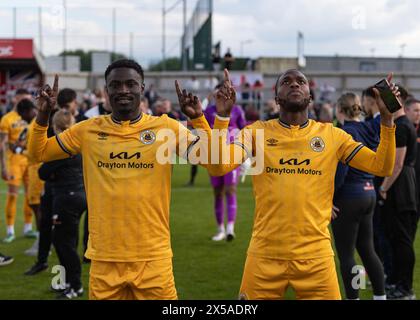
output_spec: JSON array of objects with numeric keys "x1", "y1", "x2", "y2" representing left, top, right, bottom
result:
[{"x1": 38, "y1": 155, "x2": 84, "y2": 191}]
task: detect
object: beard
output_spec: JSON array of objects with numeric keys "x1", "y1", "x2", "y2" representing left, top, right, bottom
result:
[{"x1": 278, "y1": 98, "x2": 311, "y2": 113}]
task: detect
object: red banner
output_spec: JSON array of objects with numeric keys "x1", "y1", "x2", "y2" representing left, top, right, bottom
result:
[{"x1": 0, "y1": 39, "x2": 33, "y2": 59}]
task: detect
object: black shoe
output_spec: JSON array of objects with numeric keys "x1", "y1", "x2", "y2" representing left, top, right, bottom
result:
[
  {"x1": 0, "y1": 253, "x2": 14, "y2": 266},
  {"x1": 24, "y1": 262, "x2": 48, "y2": 276},
  {"x1": 56, "y1": 287, "x2": 84, "y2": 300},
  {"x1": 226, "y1": 232, "x2": 235, "y2": 242},
  {"x1": 387, "y1": 287, "x2": 411, "y2": 300},
  {"x1": 385, "y1": 283, "x2": 396, "y2": 295}
]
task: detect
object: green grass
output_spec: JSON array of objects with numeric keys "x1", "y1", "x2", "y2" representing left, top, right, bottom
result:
[{"x1": 0, "y1": 164, "x2": 419, "y2": 300}]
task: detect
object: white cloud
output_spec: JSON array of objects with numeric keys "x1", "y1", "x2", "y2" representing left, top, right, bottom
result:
[{"x1": 3, "y1": 0, "x2": 420, "y2": 66}]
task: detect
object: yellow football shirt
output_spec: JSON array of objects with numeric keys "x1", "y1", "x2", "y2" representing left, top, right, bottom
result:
[
  {"x1": 210, "y1": 117, "x2": 395, "y2": 260},
  {"x1": 0, "y1": 110, "x2": 29, "y2": 153},
  {"x1": 0, "y1": 110, "x2": 29, "y2": 173},
  {"x1": 29, "y1": 113, "x2": 210, "y2": 262},
  {"x1": 25, "y1": 120, "x2": 37, "y2": 163}
]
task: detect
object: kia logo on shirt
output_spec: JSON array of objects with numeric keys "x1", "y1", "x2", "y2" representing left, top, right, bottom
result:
[
  {"x1": 279, "y1": 158, "x2": 311, "y2": 166},
  {"x1": 110, "y1": 152, "x2": 141, "y2": 160}
]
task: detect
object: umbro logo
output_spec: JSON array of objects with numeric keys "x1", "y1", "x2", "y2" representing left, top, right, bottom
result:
[
  {"x1": 98, "y1": 132, "x2": 109, "y2": 141},
  {"x1": 266, "y1": 138, "x2": 279, "y2": 147}
]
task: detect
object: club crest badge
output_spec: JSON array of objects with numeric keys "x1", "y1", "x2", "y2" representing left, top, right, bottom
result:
[
  {"x1": 140, "y1": 130, "x2": 156, "y2": 145},
  {"x1": 310, "y1": 137, "x2": 325, "y2": 152}
]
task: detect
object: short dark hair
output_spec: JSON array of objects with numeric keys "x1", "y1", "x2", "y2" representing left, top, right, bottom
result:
[
  {"x1": 57, "y1": 88, "x2": 77, "y2": 108},
  {"x1": 363, "y1": 84, "x2": 410, "y2": 102},
  {"x1": 405, "y1": 98, "x2": 420, "y2": 109},
  {"x1": 104, "y1": 59, "x2": 144, "y2": 83},
  {"x1": 15, "y1": 88, "x2": 30, "y2": 96},
  {"x1": 362, "y1": 87, "x2": 376, "y2": 99},
  {"x1": 396, "y1": 84, "x2": 409, "y2": 102},
  {"x1": 16, "y1": 99, "x2": 35, "y2": 115}
]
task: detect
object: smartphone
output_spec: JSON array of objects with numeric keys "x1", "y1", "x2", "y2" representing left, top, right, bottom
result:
[{"x1": 374, "y1": 79, "x2": 402, "y2": 113}]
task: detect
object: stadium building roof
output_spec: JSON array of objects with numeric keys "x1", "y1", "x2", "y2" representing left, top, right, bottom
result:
[{"x1": 0, "y1": 39, "x2": 45, "y2": 74}]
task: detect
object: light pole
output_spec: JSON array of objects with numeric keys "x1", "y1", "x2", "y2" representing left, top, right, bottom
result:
[
  {"x1": 112, "y1": 7, "x2": 116, "y2": 59},
  {"x1": 400, "y1": 43, "x2": 406, "y2": 57},
  {"x1": 162, "y1": 0, "x2": 187, "y2": 71},
  {"x1": 240, "y1": 39, "x2": 253, "y2": 57},
  {"x1": 63, "y1": 0, "x2": 67, "y2": 71},
  {"x1": 38, "y1": 7, "x2": 43, "y2": 56},
  {"x1": 370, "y1": 48, "x2": 375, "y2": 57},
  {"x1": 13, "y1": 7, "x2": 17, "y2": 38}
]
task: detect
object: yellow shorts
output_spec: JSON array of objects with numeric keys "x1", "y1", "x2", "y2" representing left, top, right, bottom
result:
[
  {"x1": 239, "y1": 255, "x2": 341, "y2": 300},
  {"x1": 89, "y1": 258, "x2": 178, "y2": 300},
  {"x1": 6, "y1": 153, "x2": 28, "y2": 187},
  {"x1": 27, "y1": 163, "x2": 44, "y2": 205}
]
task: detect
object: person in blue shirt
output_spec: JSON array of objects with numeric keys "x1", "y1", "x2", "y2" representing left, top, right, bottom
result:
[{"x1": 332, "y1": 92, "x2": 386, "y2": 300}]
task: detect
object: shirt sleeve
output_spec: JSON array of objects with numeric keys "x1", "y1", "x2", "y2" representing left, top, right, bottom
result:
[
  {"x1": 336, "y1": 125, "x2": 396, "y2": 177},
  {"x1": 0, "y1": 116, "x2": 9, "y2": 134},
  {"x1": 334, "y1": 127, "x2": 365, "y2": 165},
  {"x1": 56, "y1": 120, "x2": 85, "y2": 155},
  {"x1": 201, "y1": 116, "x2": 255, "y2": 176},
  {"x1": 27, "y1": 122, "x2": 72, "y2": 163},
  {"x1": 166, "y1": 114, "x2": 212, "y2": 163}
]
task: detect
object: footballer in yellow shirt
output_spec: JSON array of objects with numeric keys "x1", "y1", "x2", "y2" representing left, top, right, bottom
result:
[
  {"x1": 201, "y1": 69, "x2": 397, "y2": 300},
  {"x1": 0, "y1": 97, "x2": 37, "y2": 242},
  {"x1": 28, "y1": 60, "x2": 214, "y2": 300}
]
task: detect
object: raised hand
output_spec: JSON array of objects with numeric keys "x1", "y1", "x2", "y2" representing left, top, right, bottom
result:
[
  {"x1": 36, "y1": 74, "x2": 59, "y2": 114},
  {"x1": 175, "y1": 80, "x2": 203, "y2": 119},
  {"x1": 215, "y1": 69, "x2": 236, "y2": 117},
  {"x1": 1, "y1": 168, "x2": 10, "y2": 181},
  {"x1": 373, "y1": 73, "x2": 400, "y2": 127}
]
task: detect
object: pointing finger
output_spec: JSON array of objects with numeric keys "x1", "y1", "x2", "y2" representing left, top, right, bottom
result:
[
  {"x1": 224, "y1": 68, "x2": 232, "y2": 85},
  {"x1": 175, "y1": 80, "x2": 183, "y2": 97},
  {"x1": 52, "y1": 74, "x2": 59, "y2": 95}
]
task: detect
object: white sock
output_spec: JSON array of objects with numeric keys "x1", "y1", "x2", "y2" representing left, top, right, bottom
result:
[
  {"x1": 227, "y1": 222, "x2": 235, "y2": 235},
  {"x1": 24, "y1": 224, "x2": 33, "y2": 233},
  {"x1": 218, "y1": 225, "x2": 225, "y2": 233},
  {"x1": 373, "y1": 295, "x2": 387, "y2": 300},
  {"x1": 7, "y1": 226, "x2": 15, "y2": 235}
]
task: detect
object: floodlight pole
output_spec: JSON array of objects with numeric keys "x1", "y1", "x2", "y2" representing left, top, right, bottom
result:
[
  {"x1": 112, "y1": 8, "x2": 116, "y2": 60},
  {"x1": 162, "y1": 0, "x2": 185, "y2": 71},
  {"x1": 38, "y1": 7, "x2": 43, "y2": 56},
  {"x1": 182, "y1": 0, "x2": 187, "y2": 71},
  {"x1": 240, "y1": 39, "x2": 253, "y2": 57},
  {"x1": 129, "y1": 32, "x2": 134, "y2": 59},
  {"x1": 13, "y1": 7, "x2": 17, "y2": 38},
  {"x1": 63, "y1": 0, "x2": 67, "y2": 71},
  {"x1": 162, "y1": 0, "x2": 166, "y2": 71}
]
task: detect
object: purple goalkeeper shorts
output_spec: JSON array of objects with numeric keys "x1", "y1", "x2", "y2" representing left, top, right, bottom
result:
[{"x1": 210, "y1": 167, "x2": 241, "y2": 188}]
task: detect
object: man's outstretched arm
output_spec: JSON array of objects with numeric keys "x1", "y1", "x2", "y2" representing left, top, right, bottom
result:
[
  {"x1": 345, "y1": 73, "x2": 398, "y2": 177},
  {"x1": 175, "y1": 69, "x2": 247, "y2": 176},
  {"x1": 28, "y1": 75, "x2": 71, "y2": 162}
]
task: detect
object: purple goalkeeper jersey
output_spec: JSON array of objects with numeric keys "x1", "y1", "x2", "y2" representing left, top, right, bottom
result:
[{"x1": 204, "y1": 104, "x2": 247, "y2": 142}]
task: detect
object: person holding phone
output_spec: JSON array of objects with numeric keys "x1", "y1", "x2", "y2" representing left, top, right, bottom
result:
[
  {"x1": 379, "y1": 95, "x2": 418, "y2": 300},
  {"x1": 332, "y1": 92, "x2": 386, "y2": 300},
  {"x1": 188, "y1": 69, "x2": 398, "y2": 300}
]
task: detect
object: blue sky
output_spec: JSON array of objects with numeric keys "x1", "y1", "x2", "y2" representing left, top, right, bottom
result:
[{"x1": 1, "y1": 0, "x2": 419, "y2": 67}]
